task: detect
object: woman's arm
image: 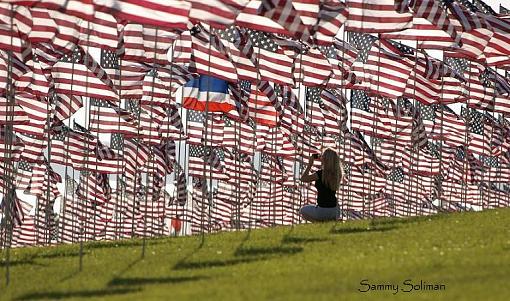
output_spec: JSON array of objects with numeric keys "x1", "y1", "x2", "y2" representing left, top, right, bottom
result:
[{"x1": 300, "y1": 155, "x2": 319, "y2": 183}]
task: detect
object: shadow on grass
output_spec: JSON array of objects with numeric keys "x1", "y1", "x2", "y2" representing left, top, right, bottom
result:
[
  {"x1": 0, "y1": 259, "x2": 47, "y2": 268},
  {"x1": 82, "y1": 238, "x2": 169, "y2": 251},
  {"x1": 234, "y1": 246, "x2": 303, "y2": 257},
  {"x1": 16, "y1": 287, "x2": 142, "y2": 300},
  {"x1": 173, "y1": 256, "x2": 267, "y2": 270},
  {"x1": 330, "y1": 225, "x2": 398, "y2": 234},
  {"x1": 171, "y1": 239, "x2": 207, "y2": 271},
  {"x1": 35, "y1": 251, "x2": 81, "y2": 260},
  {"x1": 108, "y1": 275, "x2": 208, "y2": 287},
  {"x1": 370, "y1": 214, "x2": 446, "y2": 227},
  {"x1": 281, "y1": 236, "x2": 329, "y2": 244},
  {"x1": 60, "y1": 269, "x2": 81, "y2": 282}
]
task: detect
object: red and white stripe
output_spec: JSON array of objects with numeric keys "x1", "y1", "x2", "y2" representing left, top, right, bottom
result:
[
  {"x1": 52, "y1": 62, "x2": 119, "y2": 103},
  {"x1": 89, "y1": 104, "x2": 138, "y2": 136},
  {"x1": 94, "y1": 0, "x2": 191, "y2": 30},
  {"x1": 345, "y1": 0, "x2": 413, "y2": 33}
]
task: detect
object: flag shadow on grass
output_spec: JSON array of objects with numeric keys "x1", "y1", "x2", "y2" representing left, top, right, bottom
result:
[
  {"x1": 16, "y1": 287, "x2": 142, "y2": 301},
  {"x1": 108, "y1": 275, "x2": 208, "y2": 287},
  {"x1": 84, "y1": 238, "x2": 167, "y2": 251},
  {"x1": 329, "y1": 225, "x2": 398, "y2": 234},
  {"x1": 34, "y1": 250, "x2": 81, "y2": 259},
  {"x1": 369, "y1": 213, "x2": 446, "y2": 227},
  {"x1": 173, "y1": 256, "x2": 267, "y2": 270},
  {"x1": 280, "y1": 226, "x2": 330, "y2": 245},
  {"x1": 234, "y1": 246, "x2": 303, "y2": 257},
  {"x1": 0, "y1": 258, "x2": 47, "y2": 268},
  {"x1": 281, "y1": 235, "x2": 329, "y2": 244}
]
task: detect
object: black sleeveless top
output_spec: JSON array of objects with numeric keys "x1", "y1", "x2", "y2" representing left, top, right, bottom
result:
[{"x1": 315, "y1": 170, "x2": 337, "y2": 208}]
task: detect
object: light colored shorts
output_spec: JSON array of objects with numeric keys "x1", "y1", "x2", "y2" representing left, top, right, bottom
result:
[{"x1": 299, "y1": 204, "x2": 339, "y2": 222}]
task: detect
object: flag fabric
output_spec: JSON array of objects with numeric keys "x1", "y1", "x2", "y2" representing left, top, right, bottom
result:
[
  {"x1": 189, "y1": 24, "x2": 239, "y2": 82},
  {"x1": 182, "y1": 75, "x2": 237, "y2": 113},
  {"x1": 391, "y1": 0, "x2": 460, "y2": 46},
  {"x1": 350, "y1": 39, "x2": 415, "y2": 100},
  {"x1": 345, "y1": 0, "x2": 413, "y2": 33},
  {"x1": 242, "y1": 29, "x2": 294, "y2": 86},
  {"x1": 2, "y1": 1, "x2": 510, "y2": 244},
  {"x1": 462, "y1": 108, "x2": 492, "y2": 156},
  {"x1": 187, "y1": 144, "x2": 229, "y2": 181},
  {"x1": 188, "y1": 0, "x2": 247, "y2": 28},
  {"x1": 94, "y1": 0, "x2": 191, "y2": 30},
  {"x1": 120, "y1": 23, "x2": 178, "y2": 65},
  {"x1": 312, "y1": 1, "x2": 348, "y2": 46},
  {"x1": 244, "y1": 80, "x2": 279, "y2": 127},
  {"x1": 89, "y1": 98, "x2": 138, "y2": 136}
]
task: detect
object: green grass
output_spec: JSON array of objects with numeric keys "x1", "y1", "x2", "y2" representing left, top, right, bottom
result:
[{"x1": 1, "y1": 208, "x2": 509, "y2": 301}]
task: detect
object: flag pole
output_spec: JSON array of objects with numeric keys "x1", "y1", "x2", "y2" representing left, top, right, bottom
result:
[{"x1": 2, "y1": 6, "x2": 17, "y2": 283}]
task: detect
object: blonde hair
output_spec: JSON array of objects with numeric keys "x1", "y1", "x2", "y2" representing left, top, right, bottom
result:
[{"x1": 321, "y1": 149, "x2": 342, "y2": 191}]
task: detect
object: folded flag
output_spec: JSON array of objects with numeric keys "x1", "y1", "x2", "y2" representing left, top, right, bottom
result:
[{"x1": 182, "y1": 75, "x2": 236, "y2": 113}]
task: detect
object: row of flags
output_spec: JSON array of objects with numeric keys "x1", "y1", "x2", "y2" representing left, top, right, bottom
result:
[{"x1": 1, "y1": 0, "x2": 510, "y2": 248}]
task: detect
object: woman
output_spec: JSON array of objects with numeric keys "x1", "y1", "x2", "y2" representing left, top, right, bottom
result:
[{"x1": 299, "y1": 149, "x2": 344, "y2": 222}]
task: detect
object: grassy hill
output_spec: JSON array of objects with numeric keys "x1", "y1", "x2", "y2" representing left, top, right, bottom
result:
[{"x1": 1, "y1": 208, "x2": 509, "y2": 301}]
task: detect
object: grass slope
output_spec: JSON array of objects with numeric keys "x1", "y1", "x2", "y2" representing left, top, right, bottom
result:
[{"x1": 1, "y1": 208, "x2": 509, "y2": 301}]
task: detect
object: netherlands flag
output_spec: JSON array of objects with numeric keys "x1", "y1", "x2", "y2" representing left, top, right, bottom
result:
[{"x1": 182, "y1": 75, "x2": 236, "y2": 113}]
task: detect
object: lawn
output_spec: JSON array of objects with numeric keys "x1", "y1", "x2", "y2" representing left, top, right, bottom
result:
[{"x1": 1, "y1": 208, "x2": 509, "y2": 301}]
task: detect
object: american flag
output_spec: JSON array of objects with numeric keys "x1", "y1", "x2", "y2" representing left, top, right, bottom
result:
[
  {"x1": 258, "y1": 0, "x2": 313, "y2": 43},
  {"x1": 352, "y1": 40, "x2": 415, "y2": 100},
  {"x1": 186, "y1": 110, "x2": 206, "y2": 145},
  {"x1": 15, "y1": 59, "x2": 50, "y2": 98},
  {"x1": 189, "y1": 24, "x2": 238, "y2": 83},
  {"x1": 472, "y1": 0, "x2": 497, "y2": 15},
  {"x1": 123, "y1": 138, "x2": 150, "y2": 180},
  {"x1": 130, "y1": 102, "x2": 163, "y2": 143},
  {"x1": 244, "y1": 29, "x2": 294, "y2": 86},
  {"x1": 244, "y1": 80, "x2": 278, "y2": 127},
  {"x1": 416, "y1": 102, "x2": 436, "y2": 136},
  {"x1": 320, "y1": 89, "x2": 348, "y2": 135},
  {"x1": 101, "y1": 48, "x2": 143, "y2": 100},
  {"x1": 444, "y1": 1, "x2": 492, "y2": 60},
  {"x1": 188, "y1": 144, "x2": 229, "y2": 181},
  {"x1": 15, "y1": 160, "x2": 33, "y2": 190},
  {"x1": 110, "y1": 133, "x2": 124, "y2": 152},
  {"x1": 89, "y1": 98, "x2": 138, "y2": 136},
  {"x1": 501, "y1": 5, "x2": 510, "y2": 15},
  {"x1": 52, "y1": 48, "x2": 119, "y2": 103},
  {"x1": 345, "y1": 0, "x2": 413, "y2": 33},
  {"x1": 322, "y1": 38, "x2": 358, "y2": 88},
  {"x1": 53, "y1": 93, "x2": 83, "y2": 123},
  {"x1": 348, "y1": 32, "x2": 377, "y2": 63},
  {"x1": 432, "y1": 105, "x2": 467, "y2": 148},
  {"x1": 388, "y1": 0, "x2": 460, "y2": 46},
  {"x1": 305, "y1": 87, "x2": 325, "y2": 130},
  {"x1": 17, "y1": 133, "x2": 45, "y2": 163},
  {"x1": 0, "y1": 97, "x2": 30, "y2": 126},
  {"x1": 76, "y1": 171, "x2": 111, "y2": 205},
  {"x1": 297, "y1": 47, "x2": 333, "y2": 87},
  {"x1": 121, "y1": 24, "x2": 178, "y2": 65},
  {"x1": 94, "y1": 0, "x2": 191, "y2": 30},
  {"x1": 160, "y1": 105, "x2": 186, "y2": 140},
  {"x1": 188, "y1": 0, "x2": 246, "y2": 29},
  {"x1": 347, "y1": 165, "x2": 387, "y2": 197},
  {"x1": 312, "y1": 1, "x2": 348, "y2": 46},
  {"x1": 216, "y1": 26, "x2": 258, "y2": 82},
  {"x1": 274, "y1": 84, "x2": 302, "y2": 113},
  {"x1": 0, "y1": 127, "x2": 24, "y2": 162},
  {"x1": 50, "y1": 124, "x2": 96, "y2": 169},
  {"x1": 462, "y1": 108, "x2": 491, "y2": 156}
]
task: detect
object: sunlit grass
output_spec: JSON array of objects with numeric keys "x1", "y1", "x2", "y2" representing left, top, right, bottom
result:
[{"x1": 1, "y1": 208, "x2": 509, "y2": 301}]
